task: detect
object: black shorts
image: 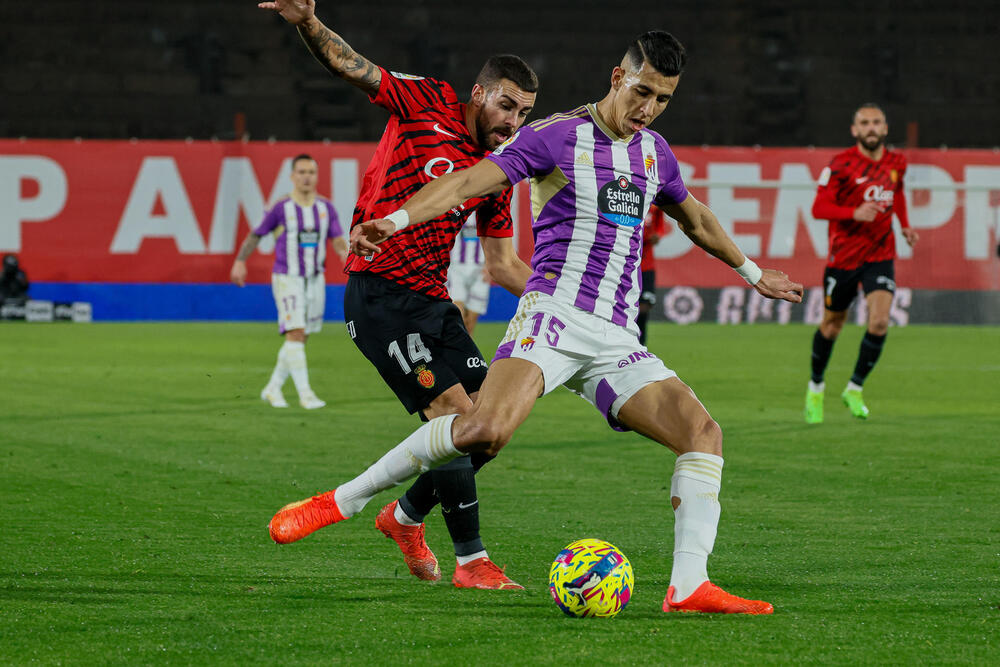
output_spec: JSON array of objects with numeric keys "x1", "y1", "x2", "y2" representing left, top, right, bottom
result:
[
  {"x1": 639, "y1": 269, "x2": 657, "y2": 306},
  {"x1": 343, "y1": 273, "x2": 488, "y2": 414},
  {"x1": 823, "y1": 260, "x2": 896, "y2": 312}
]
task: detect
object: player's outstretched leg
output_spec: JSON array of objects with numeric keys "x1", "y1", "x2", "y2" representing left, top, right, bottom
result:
[
  {"x1": 663, "y1": 452, "x2": 773, "y2": 615},
  {"x1": 268, "y1": 415, "x2": 463, "y2": 544}
]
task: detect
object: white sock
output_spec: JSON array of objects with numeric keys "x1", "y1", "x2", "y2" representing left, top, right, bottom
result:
[
  {"x1": 669, "y1": 452, "x2": 724, "y2": 602},
  {"x1": 456, "y1": 550, "x2": 488, "y2": 566},
  {"x1": 266, "y1": 345, "x2": 290, "y2": 389},
  {"x1": 335, "y1": 415, "x2": 463, "y2": 518},
  {"x1": 282, "y1": 341, "x2": 312, "y2": 396},
  {"x1": 394, "y1": 503, "x2": 421, "y2": 526},
  {"x1": 846, "y1": 381, "x2": 863, "y2": 393},
  {"x1": 808, "y1": 380, "x2": 824, "y2": 394}
]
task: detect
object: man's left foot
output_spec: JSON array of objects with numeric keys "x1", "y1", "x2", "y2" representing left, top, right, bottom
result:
[
  {"x1": 374, "y1": 501, "x2": 441, "y2": 581},
  {"x1": 663, "y1": 581, "x2": 773, "y2": 614},
  {"x1": 268, "y1": 490, "x2": 344, "y2": 543},
  {"x1": 841, "y1": 388, "x2": 869, "y2": 419},
  {"x1": 452, "y1": 557, "x2": 524, "y2": 590}
]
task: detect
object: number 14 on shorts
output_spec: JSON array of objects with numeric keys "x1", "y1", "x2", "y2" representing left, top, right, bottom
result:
[{"x1": 388, "y1": 333, "x2": 433, "y2": 373}]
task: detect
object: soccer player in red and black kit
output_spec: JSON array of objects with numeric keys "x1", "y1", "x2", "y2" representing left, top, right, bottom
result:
[
  {"x1": 260, "y1": 0, "x2": 535, "y2": 589},
  {"x1": 804, "y1": 103, "x2": 919, "y2": 423},
  {"x1": 637, "y1": 204, "x2": 668, "y2": 344}
]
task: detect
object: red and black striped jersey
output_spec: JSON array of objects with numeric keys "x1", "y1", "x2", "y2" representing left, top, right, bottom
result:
[
  {"x1": 812, "y1": 146, "x2": 909, "y2": 270},
  {"x1": 344, "y1": 67, "x2": 514, "y2": 300}
]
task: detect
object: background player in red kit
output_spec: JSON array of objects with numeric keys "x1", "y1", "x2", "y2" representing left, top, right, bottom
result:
[
  {"x1": 637, "y1": 204, "x2": 668, "y2": 345},
  {"x1": 260, "y1": 0, "x2": 536, "y2": 588},
  {"x1": 804, "y1": 103, "x2": 919, "y2": 423}
]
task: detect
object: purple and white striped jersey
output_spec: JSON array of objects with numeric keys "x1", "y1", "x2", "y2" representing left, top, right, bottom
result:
[
  {"x1": 450, "y1": 214, "x2": 484, "y2": 268},
  {"x1": 486, "y1": 103, "x2": 688, "y2": 332},
  {"x1": 253, "y1": 196, "x2": 342, "y2": 277}
]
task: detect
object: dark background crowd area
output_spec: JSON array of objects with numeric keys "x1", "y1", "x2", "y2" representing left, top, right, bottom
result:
[{"x1": 2, "y1": 0, "x2": 998, "y2": 148}]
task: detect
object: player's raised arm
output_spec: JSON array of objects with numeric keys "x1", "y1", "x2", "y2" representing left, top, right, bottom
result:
[
  {"x1": 350, "y1": 160, "x2": 511, "y2": 256},
  {"x1": 662, "y1": 194, "x2": 803, "y2": 303},
  {"x1": 258, "y1": 0, "x2": 381, "y2": 96}
]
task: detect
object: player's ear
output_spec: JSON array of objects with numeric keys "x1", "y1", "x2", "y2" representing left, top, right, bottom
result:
[
  {"x1": 470, "y1": 83, "x2": 486, "y2": 107},
  {"x1": 611, "y1": 67, "x2": 625, "y2": 90}
]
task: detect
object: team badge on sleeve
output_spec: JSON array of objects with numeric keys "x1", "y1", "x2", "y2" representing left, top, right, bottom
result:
[{"x1": 817, "y1": 166, "x2": 832, "y2": 186}]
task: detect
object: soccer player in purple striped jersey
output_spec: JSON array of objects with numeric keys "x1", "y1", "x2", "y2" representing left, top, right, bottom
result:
[
  {"x1": 231, "y1": 154, "x2": 348, "y2": 410},
  {"x1": 447, "y1": 215, "x2": 492, "y2": 334},
  {"x1": 271, "y1": 31, "x2": 804, "y2": 614}
]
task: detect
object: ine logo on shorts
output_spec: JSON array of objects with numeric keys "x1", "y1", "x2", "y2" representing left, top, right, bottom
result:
[
  {"x1": 599, "y1": 176, "x2": 643, "y2": 227},
  {"x1": 520, "y1": 336, "x2": 536, "y2": 351}
]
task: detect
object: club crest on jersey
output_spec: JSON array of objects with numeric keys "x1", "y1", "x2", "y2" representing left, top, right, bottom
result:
[
  {"x1": 520, "y1": 336, "x2": 536, "y2": 351},
  {"x1": 415, "y1": 364, "x2": 435, "y2": 388},
  {"x1": 599, "y1": 176, "x2": 643, "y2": 227},
  {"x1": 644, "y1": 153, "x2": 657, "y2": 179}
]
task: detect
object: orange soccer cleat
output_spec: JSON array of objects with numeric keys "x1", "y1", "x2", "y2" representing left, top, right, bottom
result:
[
  {"x1": 268, "y1": 490, "x2": 345, "y2": 544},
  {"x1": 452, "y1": 557, "x2": 524, "y2": 590},
  {"x1": 663, "y1": 581, "x2": 774, "y2": 615},
  {"x1": 374, "y1": 501, "x2": 441, "y2": 581}
]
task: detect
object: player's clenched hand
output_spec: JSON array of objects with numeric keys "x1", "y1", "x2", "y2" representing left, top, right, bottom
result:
[
  {"x1": 852, "y1": 201, "x2": 882, "y2": 222},
  {"x1": 753, "y1": 269, "x2": 803, "y2": 303},
  {"x1": 230, "y1": 261, "x2": 248, "y2": 287},
  {"x1": 257, "y1": 0, "x2": 315, "y2": 25},
  {"x1": 350, "y1": 219, "x2": 397, "y2": 257}
]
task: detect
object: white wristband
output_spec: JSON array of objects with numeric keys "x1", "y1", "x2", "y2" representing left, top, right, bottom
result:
[
  {"x1": 384, "y1": 209, "x2": 410, "y2": 232},
  {"x1": 735, "y1": 257, "x2": 762, "y2": 286}
]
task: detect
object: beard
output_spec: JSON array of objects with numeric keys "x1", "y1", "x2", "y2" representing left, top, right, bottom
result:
[
  {"x1": 860, "y1": 133, "x2": 886, "y2": 151},
  {"x1": 475, "y1": 113, "x2": 511, "y2": 151}
]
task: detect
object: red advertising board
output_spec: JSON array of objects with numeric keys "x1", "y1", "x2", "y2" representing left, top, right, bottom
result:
[{"x1": 2, "y1": 140, "x2": 999, "y2": 290}]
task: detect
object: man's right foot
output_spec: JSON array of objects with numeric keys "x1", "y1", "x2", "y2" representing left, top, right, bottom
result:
[
  {"x1": 841, "y1": 388, "x2": 869, "y2": 419},
  {"x1": 261, "y1": 385, "x2": 289, "y2": 408},
  {"x1": 299, "y1": 391, "x2": 326, "y2": 410},
  {"x1": 663, "y1": 581, "x2": 773, "y2": 614},
  {"x1": 268, "y1": 490, "x2": 345, "y2": 544},
  {"x1": 804, "y1": 390, "x2": 824, "y2": 424},
  {"x1": 374, "y1": 501, "x2": 440, "y2": 581},
  {"x1": 452, "y1": 557, "x2": 524, "y2": 590}
]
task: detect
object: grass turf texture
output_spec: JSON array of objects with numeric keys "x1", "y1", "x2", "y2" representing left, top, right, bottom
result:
[{"x1": 1, "y1": 322, "x2": 997, "y2": 664}]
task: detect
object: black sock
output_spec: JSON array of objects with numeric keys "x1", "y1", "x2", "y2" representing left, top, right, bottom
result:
[
  {"x1": 811, "y1": 329, "x2": 835, "y2": 383},
  {"x1": 850, "y1": 331, "x2": 886, "y2": 386},
  {"x1": 399, "y1": 471, "x2": 437, "y2": 523},
  {"x1": 432, "y1": 456, "x2": 484, "y2": 556},
  {"x1": 637, "y1": 310, "x2": 649, "y2": 345}
]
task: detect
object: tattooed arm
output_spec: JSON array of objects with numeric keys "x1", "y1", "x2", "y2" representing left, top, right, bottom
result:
[
  {"x1": 230, "y1": 234, "x2": 262, "y2": 287},
  {"x1": 258, "y1": 0, "x2": 381, "y2": 96}
]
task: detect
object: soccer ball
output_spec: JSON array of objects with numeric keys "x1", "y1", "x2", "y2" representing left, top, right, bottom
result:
[{"x1": 549, "y1": 538, "x2": 633, "y2": 618}]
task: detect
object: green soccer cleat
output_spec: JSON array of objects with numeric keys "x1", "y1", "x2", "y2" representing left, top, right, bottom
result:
[
  {"x1": 841, "y1": 388, "x2": 869, "y2": 419},
  {"x1": 804, "y1": 390, "x2": 824, "y2": 424}
]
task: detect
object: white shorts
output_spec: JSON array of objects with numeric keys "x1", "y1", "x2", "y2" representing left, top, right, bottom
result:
[
  {"x1": 493, "y1": 292, "x2": 676, "y2": 430},
  {"x1": 448, "y1": 264, "x2": 490, "y2": 315},
  {"x1": 272, "y1": 273, "x2": 325, "y2": 335}
]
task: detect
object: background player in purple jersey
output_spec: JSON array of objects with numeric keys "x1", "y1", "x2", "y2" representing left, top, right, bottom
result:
[
  {"x1": 447, "y1": 215, "x2": 491, "y2": 335},
  {"x1": 271, "y1": 31, "x2": 803, "y2": 615},
  {"x1": 231, "y1": 154, "x2": 348, "y2": 409},
  {"x1": 260, "y1": 0, "x2": 536, "y2": 589}
]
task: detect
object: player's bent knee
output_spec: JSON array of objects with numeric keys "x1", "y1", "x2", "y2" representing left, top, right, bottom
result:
[
  {"x1": 683, "y1": 417, "x2": 722, "y2": 456},
  {"x1": 868, "y1": 319, "x2": 889, "y2": 336},
  {"x1": 458, "y1": 418, "x2": 512, "y2": 456}
]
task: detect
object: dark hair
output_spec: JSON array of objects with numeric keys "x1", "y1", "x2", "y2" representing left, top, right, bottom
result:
[
  {"x1": 626, "y1": 31, "x2": 686, "y2": 77},
  {"x1": 476, "y1": 54, "x2": 538, "y2": 93},
  {"x1": 853, "y1": 102, "x2": 885, "y2": 121},
  {"x1": 291, "y1": 154, "x2": 315, "y2": 168}
]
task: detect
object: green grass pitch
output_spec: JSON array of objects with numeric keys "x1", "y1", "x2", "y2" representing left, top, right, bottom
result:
[{"x1": 1, "y1": 321, "x2": 998, "y2": 664}]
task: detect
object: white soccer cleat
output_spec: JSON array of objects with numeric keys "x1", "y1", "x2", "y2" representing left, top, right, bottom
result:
[
  {"x1": 260, "y1": 385, "x2": 289, "y2": 408},
  {"x1": 299, "y1": 392, "x2": 326, "y2": 410}
]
